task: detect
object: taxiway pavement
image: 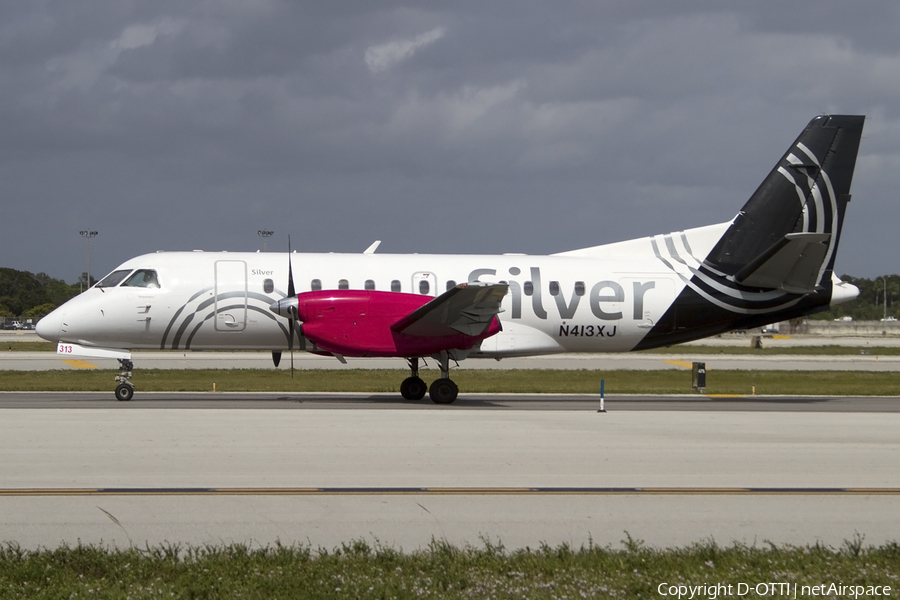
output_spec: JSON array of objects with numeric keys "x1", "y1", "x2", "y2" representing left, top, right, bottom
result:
[
  {"x1": 1, "y1": 400, "x2": 898, "y2": 551},
  {"x1": 3, "y1": 331, "x2": 898, "y2": 551},
  {"x1": 1, "y1": 391, "x2": 899, "y2": 412}
]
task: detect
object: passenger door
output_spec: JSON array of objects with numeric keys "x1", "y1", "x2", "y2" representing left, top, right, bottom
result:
[{"x1": 214, "y1": 260, "x2": 248, "y2": 332}]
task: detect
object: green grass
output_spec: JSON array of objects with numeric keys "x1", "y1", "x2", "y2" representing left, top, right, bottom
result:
[
  {"x1": 1, "y1": 341, "x2": 57, "y2": 351},
  {"x1": 640, "y1": 344, "x2": 900, "y2": 355},
  {"x1": 5, "y1": 340, "x2": 900, "y2": 355},
  {"x1": 0, "y1": 537, "x2": 897, "y2": 599},
  {"x1": 0, "y1": 368, "x2": 897, "y2": 396}
]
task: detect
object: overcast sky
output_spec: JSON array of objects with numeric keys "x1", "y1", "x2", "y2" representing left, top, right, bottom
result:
[{"x1": 2, "y1": 1, "x2": 899, "y2": 282}]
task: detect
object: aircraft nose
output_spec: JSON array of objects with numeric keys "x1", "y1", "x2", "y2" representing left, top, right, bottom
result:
[{"x1": 35, "y1": 308, "x2": 63, "y2": 343}]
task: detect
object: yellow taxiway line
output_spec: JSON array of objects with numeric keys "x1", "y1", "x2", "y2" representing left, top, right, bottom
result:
[{"x1": 61, "y1": 359, "x2": 99, "y2": 369}]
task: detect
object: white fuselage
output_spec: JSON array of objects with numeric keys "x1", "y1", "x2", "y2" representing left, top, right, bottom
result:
[
  {"x1": 39, "y1": 222, "x2": 730, "y2": 358},
  {"x1": 41, "y1": 250, "x2": 679, "y2": 357},
  {"x1": 36, "y1": 218, "x2": 856, "y2": 361}
]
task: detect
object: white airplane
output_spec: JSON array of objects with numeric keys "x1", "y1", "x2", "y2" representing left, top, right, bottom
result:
[{"x1": 37, "y1": 115, "x2": 865, "y2": 403}]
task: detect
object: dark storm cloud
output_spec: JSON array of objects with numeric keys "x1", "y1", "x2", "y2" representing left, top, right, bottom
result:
[{"x1": 1, "y1": 1, "x2": 899, "y2": 281}]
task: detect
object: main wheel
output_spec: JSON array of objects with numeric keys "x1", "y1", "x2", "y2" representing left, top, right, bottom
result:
[
  {"x1": 429, "y1": 378, "x2": 458, "y2": 404},
  {"x1": 400, "y1": 377, "x2": 427, "y2": 400},
  {"x1": 115, "y1": 383, "x2": 134, "y2": 402}
]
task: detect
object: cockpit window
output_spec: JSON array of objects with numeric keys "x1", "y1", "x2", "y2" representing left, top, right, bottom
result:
[
  {"x1": 122, "y1": 269, "x2": 161, "y2": 289},
  {"x1": 96, "y1": 269, "x2": 133, "y2": 288}
]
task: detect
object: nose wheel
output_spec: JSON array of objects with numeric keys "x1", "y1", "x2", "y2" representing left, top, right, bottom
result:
[
  {"x1": 115, "y1": 383, "x2": 134, "y2": 402},
  {"x1": 115, "y1": 359, "x2": 135, "y2": 401}
]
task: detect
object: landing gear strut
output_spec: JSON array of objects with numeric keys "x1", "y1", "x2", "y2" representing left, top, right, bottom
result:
[
  {"x1": 115, "y1": 359, "x2": 134, "y2": 401},
  {"x1": 429, "y1": 351, "x2": 458, "y2": 404},
  {"x1": 400, "y1": 358, "x2": 427, "y2": 400}
]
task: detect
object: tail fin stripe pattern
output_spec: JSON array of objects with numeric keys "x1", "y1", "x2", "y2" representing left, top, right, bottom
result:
[
  {"x1": 795, "y1": 142, "x2": 820, "y2": 166},
  {"x1": 817, "y1": 170, "x2": 841, "y2": 283},
  {"x1": 654, "y1": 235, "x2": 789, "y2": 301},
  {"x1": 778, "y1": 146, "x2": 839, "y2": 284},
  {"x1": 651, "y1": 236, "x2": 799, "y2": 312}
]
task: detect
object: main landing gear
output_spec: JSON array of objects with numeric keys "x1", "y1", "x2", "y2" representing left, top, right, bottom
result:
[
  {"x1": 115, "y1": 358, "x2": 134, "y2": 401},
  {"x1": 399, "y1": 353, "x2": 459, "y2": 404},
  {"x1": 400, "y1": 358, "x2": 427, "y2": 400}
]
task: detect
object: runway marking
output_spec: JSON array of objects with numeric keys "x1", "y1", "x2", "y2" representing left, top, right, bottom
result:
[
  {"x1": 663, "y1": 360, "x2": 693, "y2": 369},
  {"x1": 1, "y1": 487, "x2": 900, "y2": 497},
  {"x1": 61, "y1": 359, "x2": 98, "y2": 369},
  {"x1": 705, "y1": 394, "x2": 745, "y2": 398}
]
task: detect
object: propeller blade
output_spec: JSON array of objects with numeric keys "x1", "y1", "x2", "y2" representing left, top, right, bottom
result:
[
  {"x1": 287, "y1": 235, "x2": 296, "y2": 378},
  {"x1": 287, "y1": 235, "x2": 296, "y2": 299}
]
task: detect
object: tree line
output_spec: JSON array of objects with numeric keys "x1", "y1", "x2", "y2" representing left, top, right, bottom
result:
[
  {"x1": 813, "y1": 274, "x2": 899, "y2": 321},
  {"x1": 0, "y1": 268, "x2": 86, "y2": 320},
  {"x1": 0, "y1": 267, "x2": 896, "y2": 322}
]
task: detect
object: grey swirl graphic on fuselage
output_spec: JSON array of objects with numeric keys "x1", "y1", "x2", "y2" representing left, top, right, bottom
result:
[{"x1": 161, "y1": 290, "x2": 290, "y2": 350}]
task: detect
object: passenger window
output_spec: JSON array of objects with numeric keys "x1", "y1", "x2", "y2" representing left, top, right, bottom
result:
[
  {"x1": 575, "y1": 281, "x2": 585, "y2": 296},
  {"x1": 446, "y1": 280, "x2": 456, "y2": 291},
  {"x1": 263, "y1": 279, "x2": 274, "y2": 294},
  {"x1": 419, "y1": 280, "x2": 430, "y2": 295},
  {"x1": 338, "y1": 279, "x2": 349, "y2": 290},
  {"x1": 391, "y1": 280, "x2": 401, "y2": 292},
  {"x1": 549, "y1": 281, "x2": 560, "y2": 296},
  {"x1": 523, "y1": 281, "x2": 534, "y2": 296},
  {"x1": 311, "y1": 279, "x2": 322, "y2": 291},
  {"x1": 97, "y1": 269, "x2": 132, "y2": 288},
  {"x1": 122, "y1": 269, "x2": 160, "y2": 289},
  {"x1": 365, "y1": 280, "x2": 375, "y2": 291}
]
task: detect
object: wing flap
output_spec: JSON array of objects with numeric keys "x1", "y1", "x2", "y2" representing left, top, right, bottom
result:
[{"x1": 391, "y1": 282, "x2": 508, "y2": 337}]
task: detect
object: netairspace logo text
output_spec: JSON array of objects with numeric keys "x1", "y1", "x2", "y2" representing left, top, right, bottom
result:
[{"x1": 658, "y1": 582, "x2": 892, "y2": 599}]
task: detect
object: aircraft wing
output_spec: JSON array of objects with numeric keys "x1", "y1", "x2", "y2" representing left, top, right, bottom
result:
[{"x1": 391, "y1": 282, "x2": 508, "y2": 337}]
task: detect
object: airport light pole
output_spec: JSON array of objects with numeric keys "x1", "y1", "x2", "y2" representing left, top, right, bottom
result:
[
  {"x1": 882, "y1": 276, "x2": 888, "y2": 333},
  {"x1": 79, "y1": 230, "x2": 98, "y2": 293},
  {"x1": 258, "y1": 230, "x2": 274, "y2": 252}
]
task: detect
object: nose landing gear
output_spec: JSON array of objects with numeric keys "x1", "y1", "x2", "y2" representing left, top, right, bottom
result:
[{"x1": 115, "y1": 359, "x2": 134, "y2": 401}]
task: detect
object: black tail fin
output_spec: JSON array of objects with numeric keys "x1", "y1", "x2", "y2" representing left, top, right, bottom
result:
[
  {"x1": 704, "y1": 115, "x2": 864, "y2": 291},
  {"x1": 634, "y1": 115, "x2": 864, "y2": 350}
]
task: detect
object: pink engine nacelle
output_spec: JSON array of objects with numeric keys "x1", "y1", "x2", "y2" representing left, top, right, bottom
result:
[{"x1": 293, "y1": 290, "x2": 501, "y2": 357}]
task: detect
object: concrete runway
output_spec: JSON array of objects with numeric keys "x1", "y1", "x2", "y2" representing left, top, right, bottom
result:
[
  {"x1": 1, "y1": 391, "x2": 899, "y2": 412},
  {"x1": 1, "y1": 397, "x2": 899, "y2": 550},
  {"x1": 3, "y1": 331, "x2": 898, "y2": 551}
]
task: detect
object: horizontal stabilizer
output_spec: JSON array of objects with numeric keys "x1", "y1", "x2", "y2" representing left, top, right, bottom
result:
[
  {"x1": 391, "y1": 282, "x2": 508, "y2": 337},
  {"x1": 734, "y1": 232, "x2": 830, "y2": 293}
]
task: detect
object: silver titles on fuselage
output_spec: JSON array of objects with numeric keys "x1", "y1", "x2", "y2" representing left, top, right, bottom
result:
[{"x1": 467, "y1": 267, "x2": 657, "y2": 322}]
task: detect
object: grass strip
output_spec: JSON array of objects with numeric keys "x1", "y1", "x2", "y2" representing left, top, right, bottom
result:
[
  {"x1": 1, "y1": 537, "x2": 897, "y2": 599},
  {"x1": 0, "y1": 368, "x2": 898, "y2": 396},
  {"x1": 640, "y1": 344, "x2": 900, "y2": 355},
  {"x1": 5, "y1": 341, "x2": 900, "y2": 355}
]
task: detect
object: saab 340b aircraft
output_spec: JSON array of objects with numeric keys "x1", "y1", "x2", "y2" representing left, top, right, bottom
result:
[{"x1": 37, "y1": 115, "x2": 865, "y2": 403}]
